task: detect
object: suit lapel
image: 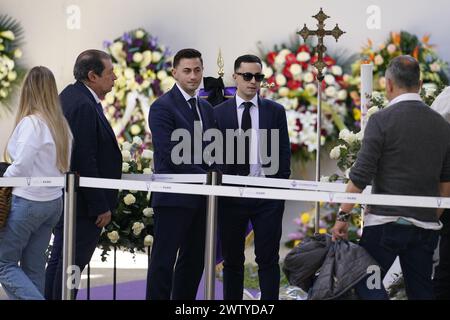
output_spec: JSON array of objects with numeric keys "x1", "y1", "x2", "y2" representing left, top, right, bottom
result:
[{"x1": 171, "y1": 85, "x2": 195, "y2": 129}]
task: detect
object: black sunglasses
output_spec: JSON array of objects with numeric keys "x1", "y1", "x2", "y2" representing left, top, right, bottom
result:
[{"x1": 236, "y1": 72, "x2": 265, "y2": 82}]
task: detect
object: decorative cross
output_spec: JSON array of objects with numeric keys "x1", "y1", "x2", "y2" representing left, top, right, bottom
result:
[{"x1": 297, "y1": 8, "x2": 345, "y2": 80}]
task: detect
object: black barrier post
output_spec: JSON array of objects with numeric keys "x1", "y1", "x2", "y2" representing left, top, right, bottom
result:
[
  {"x1": 204, "y1": 170, "x2": 222, "y2": 300},
  {"x1": 62, "y1": 172, "x2": 78, "y2": 300}
]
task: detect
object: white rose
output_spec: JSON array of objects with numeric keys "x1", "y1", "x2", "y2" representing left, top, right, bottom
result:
[
  {"x1": 275, "y1": 74, "x2": 286, "y2": 86},
  {"x1": 337, "y1": 90, "x2": 348, "y2": 100},
  {"x1": 329, "y1": 146, "x2": 342, "y2": 159},
  {"x1": 324, "y1": 74, "x2": 335, "y2": 85},
  {"x1": 289, "y1": 64, "x2": 302, "y2": 76},
  {"x1": 161, "y1": 77, "x2": 176, "y2": 92},
  {"x1": 123, "y1": 194, "x2": 136, "y2": 205},
  {"x1": 142, "y1": 149, "x2": 153, "y2": 159},
  {"x1": 124, "y1": 68, "x2": 135, "y2": 80},
  {"x1": 303, "y1": 72, "x2": 314, "y2": 83},
  {"x1": 132, "y1": 222, "x2": 145, "y2": 236},
  {"x1": 278, "y1": 87, "x2": 289, "y2": 97},
  {"x1": 141, "y1": 80, "x2": 150, "y2": 89},
  {"x1": 344, "y1": 132, "x2": 358, "y2": 144},
  {"x1": 263, "y1": 67, "x2": 273, "y2": 79},
  {"x1": 331, "y1": 65, "x2": 342, "y2": 76},
  {"x1": 133, "y1": 52, "x2": 143, "y2": 63},
  {"x1": 144, "y1": 235, "x2": 154, "y2": 246},
  {"x1": 122, "y1": 162, "x2": 130, "y2": 173},
  {"x1": 132, "y1": 135, "x2": 143, "y2": 146},
  {"x1": 430, "y1": 62, "x2": 441, "y2": 73},
  {"x1": 278, "y1": 49, "x2": 291, "y2": 58},
  {"x1": 152, "y1": 51, "x2": 162, "y2": 63},
  {"x1": 367, "y1": 106, "x2": 380, "y2": 118},
  {"x1": 143, "y1": 207, "x2": 154, "y2": 217},
  {"x1": 305, "y1": 83, "x2": 317, "y2": 95},
  {"x1": 141, "y1": 51, "x2": 153, "y2": 68},
  {"x1": 107, "y1": 231, "x2": 119, "y2": 244},
  {"x1": 14, "y1": 48, "x2": 22, "y2": 59},
  {"x1": 135, "y1": 29, "x2": 145, "y2": 39},
  {"x1": 157, "y1": 70, "x2": 167, "y2": 80},
  {"x1": 105, "y1": 91, "x2": 115, "y2": 105},
  {"x1": 374, "y1": 55, "x2": 384, "y2": 66},
  {"x1": 121, "y1": 150, "x2": 131, "y2": 162},
  {"x1": 325, "y1": 86, "x2": 337, "y2": 98},
  {"x1": 339, "y1": 129, "x2": 350, "y2": 141},
  {"x1": 122, "y1": 141, "x2": 132, "y2": 151},
  {"x1": 143, "y1": 167, "x2": 153, "y2": 175},
  {"x1": 297, "y1": 51, "x2": 311, "y2": 62},
  {"x1": 130, "y1": 125, "x2": 142, "y2": 136},
  {"x1": 7, "y1": 71, "x2": 17, "y2": 81},
  {"x1": 387, "y1": 44, "x2": 396, "y2": 54},
  {"x1": 274, "y1": 55, "x2": 285, "y2": 67}
]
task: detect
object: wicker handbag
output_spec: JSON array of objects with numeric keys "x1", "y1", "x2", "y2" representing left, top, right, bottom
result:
[{"x1": 0, "y1": 162, "x2": 12, "y2": 228}]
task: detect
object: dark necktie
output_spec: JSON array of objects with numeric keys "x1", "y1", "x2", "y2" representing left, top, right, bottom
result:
[
  {"x1": 188, "y1": 98, "x2": 201, "y2": 122},
  {"x1": 240, "y1": 102, "x2": 253, "y2": 176}
]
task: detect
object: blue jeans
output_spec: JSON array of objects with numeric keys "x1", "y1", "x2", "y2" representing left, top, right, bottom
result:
[
  {"x1": 354, "y1": 222, "x2": 439, "y2": 300},
  {"x1": 0, "y1": 195, "x2": 62, "y2": 300}
]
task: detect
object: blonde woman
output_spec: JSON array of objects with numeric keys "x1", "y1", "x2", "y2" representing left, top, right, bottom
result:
[{"x1": 0, "y1": 66, "x2": 72, "y2": 300}]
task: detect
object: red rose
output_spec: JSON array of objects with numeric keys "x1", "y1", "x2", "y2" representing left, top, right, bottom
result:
[
  {"x1": 324, "y1": 55, "x2": 336, "y2": 66},
  {"x1": 297, "y1": 44, "x2": 310, "y2": 53},
  {"x1": 283, "y1": 66, "x2": 293, "y2": 79},
  {"x1": 267, "y1": 52, "x2": 277, "y2": 65},
  {"x1": 287, "y1": 80, "x2": 301, "y2": 90},
  {"x1": 285, "y1": 53, "x2": 298, "y2": 66}
]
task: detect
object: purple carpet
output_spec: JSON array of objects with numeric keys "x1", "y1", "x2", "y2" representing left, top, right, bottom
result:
[{"x1": 77, "y1": 275, "x2": 259, "y2": 300}]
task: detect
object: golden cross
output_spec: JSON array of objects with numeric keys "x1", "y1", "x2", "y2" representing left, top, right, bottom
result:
[{"x1": 297, "y1": 8, "x2": 345, "y2": 80}]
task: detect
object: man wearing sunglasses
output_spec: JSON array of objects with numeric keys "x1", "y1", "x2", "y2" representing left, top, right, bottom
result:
[{"x1": 214, "y1": 54, "x2": 291, "y2": 300}]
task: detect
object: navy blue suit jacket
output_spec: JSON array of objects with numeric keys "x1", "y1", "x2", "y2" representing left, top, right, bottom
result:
[
  {"x1": 214, "y1": 96, "x2": 291, "y2": 179},
  {"x1": 149, "y1": 84, "x2": 216, "y2": 209},
  {"x1": 60, "y1": 81, "x2": 122, "y2": 218}
]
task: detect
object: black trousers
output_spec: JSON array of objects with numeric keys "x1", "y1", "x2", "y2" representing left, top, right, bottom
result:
[
  {"x1": 434, "y1": 209, "x2": 450, "y2": 299},
  {"x1": 44, "y1": 215, "x2": 102, "y2": 300},
  {"x1": 146, "y1": 205, "x2": 206, "y2": 300},
  {"x1": 219, "y1": 198, "x2": 284, "y2": 300}
]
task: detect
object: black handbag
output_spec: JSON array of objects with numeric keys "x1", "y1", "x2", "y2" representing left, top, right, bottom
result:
[{"x1": 0, "y1": 162, "x2": 12, "y2": 228}]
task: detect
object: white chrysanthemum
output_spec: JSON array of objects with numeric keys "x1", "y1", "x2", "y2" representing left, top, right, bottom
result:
[
  {"x1": 331, "y1": 65, "x2": 342, "y2": 76},
  {"x1": 303, "y1": 72, "x2": 314, "y2": 83},
  {"x1": 124, "y1": 68, "x2": 135, "y2": 80},
  {"x1": 123, "y1": 194, "x2": 136, "y2": 205},
  {"x1": 122, "y1": 162, "x2": 130, "y2": 173},
  {"x1": 324, "y1": 74, "x2": 335, "y2": 85},
  {"x1": 330, "y1": 146, "x2": 342, "y2": 160},
  {"x1": 133, "y1": 52, "x2": 143, "y2": 63},
  {"x1": 289, "y1": 64, "x2": 302, "y2": 76},
  {"x1": 121, "y1": 150, "x2": 131, "y2": 162},
  {"x1": 157, "y1": 70, "x2": 167, "y2": 80},
  {"x1": 107, "y1": 231, "x2": 119, "y2": 244},
  {"x1": 143, "y1": 167, "x2": 153, "y2": 175},
  {"x1": 275, "y1": 74, "x2": 287, "y2": 86},
  {"x1": 305, "y1": 83, "x2": 317, "y2": 95},
  {"x1": 337, "y1": 90, "x2": 347, "y2": 101},
  {"x1": 325, "y1": 86, "x2": 337, "y2": 98},
  {"x1": 152, "y1": 51, "x2": 162, "y2": 63}
]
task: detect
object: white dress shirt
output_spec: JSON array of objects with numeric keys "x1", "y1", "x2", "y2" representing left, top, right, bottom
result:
[
  {"x1": 235, "y1": 94, "x2": 264, "y2": 177},
  {"x1": 4, "y1": 115, "x2": 64, "y2": 201}
]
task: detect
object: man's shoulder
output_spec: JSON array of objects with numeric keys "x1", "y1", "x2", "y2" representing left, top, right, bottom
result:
[
  {"x1": 60, "y1": 82, "x2": 92, "y2": 106},
  {"x1": 259, "y1": 97, "x2": 285, "y2": 112}
]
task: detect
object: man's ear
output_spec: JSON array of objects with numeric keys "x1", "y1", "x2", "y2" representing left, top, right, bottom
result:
[
  {"x1": 232, "y1": 73, "x2": 237, "y2": 81},
  {"x1": 418, "y1": 79, "x2": 423, "y2": 93},
  {"x1": 171, "y1": 68, "x2": 177, "y2": 78},
  {"x1": 87, "y1": 70, "x2": 97, "y2": 82}
]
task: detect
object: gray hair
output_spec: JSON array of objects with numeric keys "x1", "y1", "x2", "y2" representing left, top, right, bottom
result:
[{"x1": 385, "y1": 55, "x2": 420, "y2": 89}]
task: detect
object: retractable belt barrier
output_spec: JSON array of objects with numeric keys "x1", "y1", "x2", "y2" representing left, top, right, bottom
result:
[{"x1": 1, "y1": 173, "x2": 449, "y2": 301}]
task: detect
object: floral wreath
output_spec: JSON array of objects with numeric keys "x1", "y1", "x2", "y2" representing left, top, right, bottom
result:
[
  {"x1": 345, "y1": 31, "x2": 449, "y2": 131},
  {"x1": 103, "y1": 28, "x2": 175, "y2": 147},
  {"x1": 259, "y1": 37, "x2": 354, "y2": 164},
  {"x1": 0, "y1": 14, "x2": 25, "y2": 114}
]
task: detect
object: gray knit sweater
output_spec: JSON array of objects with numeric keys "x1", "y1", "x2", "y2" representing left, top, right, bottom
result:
[{"x1": 349, "y1": 100, "x2": 450, "y2": 222}]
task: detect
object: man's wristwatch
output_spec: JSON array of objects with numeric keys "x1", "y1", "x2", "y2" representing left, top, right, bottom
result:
[{"x1": 336, "y1": 210, "x2": 351, "y2": 222}]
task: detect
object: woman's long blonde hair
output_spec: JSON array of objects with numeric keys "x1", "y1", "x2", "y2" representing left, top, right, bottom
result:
[{"x1": 5, "y1": 66, "x2": 73, "y2": 172}]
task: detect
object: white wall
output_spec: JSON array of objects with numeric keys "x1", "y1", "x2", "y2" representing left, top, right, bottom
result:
[{"x1": 1, "y1": 0, "x2": 449, "y2": 239}]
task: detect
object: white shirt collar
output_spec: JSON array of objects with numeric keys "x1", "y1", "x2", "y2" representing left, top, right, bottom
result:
[
  {"x1": 387, "y1": 93, "x2": 422, "y2": 107},
  {"x1": 236, "y1": 94, "x2": 258, "y2": 109},
  {"x1": 83, "y1": 83, "x2": 102, "y2": 104},
  {"x1": 176, "y1": 83, "x2": 198, "y2": 101}
]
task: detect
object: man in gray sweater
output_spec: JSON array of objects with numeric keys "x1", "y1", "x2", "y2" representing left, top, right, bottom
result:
[{"x1": 332, "y1": 55, "x2": 450, "y2": 299}]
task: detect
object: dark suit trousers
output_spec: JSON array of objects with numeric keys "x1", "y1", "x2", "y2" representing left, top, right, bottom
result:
[
  {"x1": 146, "y1": 205, "x2": 206, "y2": 300},
  {"x1": 44, "y1": 215, "x2": 101, "y2": 300},
  {"x1": 219, "y1": 198, "x2": 284, "y2": 300}
]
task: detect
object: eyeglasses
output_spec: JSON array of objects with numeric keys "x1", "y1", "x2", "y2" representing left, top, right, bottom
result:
[{"x1": 236, "y1": 72, "x2": 265, "y2": 82}]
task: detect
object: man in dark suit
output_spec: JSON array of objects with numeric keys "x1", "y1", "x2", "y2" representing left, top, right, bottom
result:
[
  {"x1": 214, "y1": 54, "x2": 291, "y2": 300},
  {"x1": 45, "y1": 50, "x2": 122, "y2": 299},
  {"x1": 146, "y1": 48, "x2": 216, "y2": 300}
]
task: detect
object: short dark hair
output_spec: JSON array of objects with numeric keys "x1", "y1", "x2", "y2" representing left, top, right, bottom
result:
[
  {"x1": 73, "y1": 49, "x2": 111, "y2": 81},
  {"x1": 386, "y1": 55, "x2": 420, "y2": 89},
  {"x1": 173, "y1": 48, "x2": 203, "y2": 68},
  {"x1": 234, "y1": 54, "x2": 262, "y2": 72}
]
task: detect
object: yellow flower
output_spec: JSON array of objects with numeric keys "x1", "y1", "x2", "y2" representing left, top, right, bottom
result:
[
  {"x1": 353, "y1": 108, "x2": 361, "y2": 121},
  {"x1": 293, "y1": 240, "x2": 301, "y2": 247},
  {"x1": 319, "y1": 228, "x2": 327, "y2": 234},
  {"x1": 300, "y1": 212, "x2": 310, "y2": 225}
]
